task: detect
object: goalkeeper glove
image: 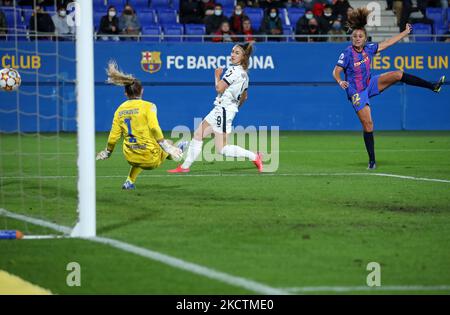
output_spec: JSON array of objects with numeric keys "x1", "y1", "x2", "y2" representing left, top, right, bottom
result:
[
  {"x1": 96, "y1": 149, "x2": 111, "y2": 160},
  {"x1": 158, "y1": 139, "x2": 183, "y2": 161}
]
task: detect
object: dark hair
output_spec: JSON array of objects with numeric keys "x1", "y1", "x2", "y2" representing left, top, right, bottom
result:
[
  {"x1": 347, "y1": 7, "x2": 370, "y2": 37},
  {"x1": 236, "y1": 42, "x2": 254, "y2": 71}
]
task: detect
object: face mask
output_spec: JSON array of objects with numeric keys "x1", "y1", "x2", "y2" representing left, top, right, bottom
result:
[
  {"x1": 333, "y1": 23, "x2": 341, "y2": 30},
  {"x1": 309, "y1": 25, "x2": 317, "y2": 30},
  {"x1": 306, "y1": 14, "x2": 313, "y2": 19},
  {"x1": 124, "y1": 9, "x2": 132, "y2": 15},
  {"x1": 202, "y1": 0, "x2": 209, "y2": 3},
  {"x1": 109, "y1": 11, "x2": 116, "y2": 17},
  {"x1": 324, "y1": 12, "x2": 332, "y2": 17},
  {"x1": 270, "y1": 12, "x2": 277, "y2": 18},
  {"x1": 235, "y1": 10, "x2": 242, "y2": 15},
  {"x1": 59, "y1": 10, "x2": 66, "y2": 17},
  {"x1": 215, "y1": 9, "x2": 222, "y2": 16},
  {"x1": 305, "y1": 0, "x2": 312, "y2": 3}
]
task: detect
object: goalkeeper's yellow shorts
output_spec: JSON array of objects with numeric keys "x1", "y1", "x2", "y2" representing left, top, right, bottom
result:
[{"x1": 125, "y1": 148, "x2": 169, "y2": 170}]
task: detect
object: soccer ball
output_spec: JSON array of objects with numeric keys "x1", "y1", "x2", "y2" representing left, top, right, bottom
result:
[{"x1": 0, "y1": 68, "x2": 21, "y2": 92}]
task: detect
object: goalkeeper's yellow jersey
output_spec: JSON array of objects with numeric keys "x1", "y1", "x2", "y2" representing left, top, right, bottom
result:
[{"x1": 107, "y1": 99, "x2": 164, "y2": 164}]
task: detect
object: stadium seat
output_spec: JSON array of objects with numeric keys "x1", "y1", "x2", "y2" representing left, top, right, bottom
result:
[
  {"x1": 127, "y1": 0, "x2": 150, "y2": 10},
  {"x1": 138, "y1": 10, "x2": 157, "y2": 25},
  {"x1": 93, "y1": 0, "x2": 107, "y2": 12},
  {"x1": 220, "y1": 0, "x2": 236, "y2": 10},
  {"x1": 412, "y1": 23, "x2": 432, "y2": 42},
  {"x1": 106, "y1": 0, "x2": 125, "y2": 10},
  {"x1": 141, "y1": 25, "x2": 162, "y2": 41},
  {"x1": 287, "y1": 7, "x2": 305, "y2": 26},
  {"x1": 282, "y1": 25, "x2": 294, "y2": 42},
  {"x1": 171, "y1": 0, "x2": 180, "y2": 10},
  {"x1": 157, "y1": 9, "x2": 177, "y2": 24},
  {"x1": 223, "y1": 7, "x2": 233, "y2": 18},
  {"x1": 184, "y1": 23, "x2": 205, "y2": 42},
  {"x1": 150, "y1": 0, "x2": 171, "y2": 10},
  {"x1": 163, "y1": 24, "x2": 183, "y2": 42},
  {"x1": 244, "y1": 8, "x2": 263, "y2": 32},
  {"x1": 279, "y1": 8, "x2": 289, "y2": 26},
  {"x1": 94, "y1": 12, "x2": 105, "y2": 31},
  {"x1": 426, "y1": 8, "x2": 446, "y2": 28}
]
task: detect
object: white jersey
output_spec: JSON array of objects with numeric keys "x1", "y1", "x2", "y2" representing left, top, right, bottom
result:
[{"x1": 213, "y1": 65, "x2": 249, "y2": 113}]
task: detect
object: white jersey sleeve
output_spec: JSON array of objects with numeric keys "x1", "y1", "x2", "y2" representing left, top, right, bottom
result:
[{"x1": 214, "y1": 65, "x2": 249, "y2": 112}]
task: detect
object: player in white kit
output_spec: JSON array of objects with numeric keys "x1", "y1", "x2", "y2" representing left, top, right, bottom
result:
[{"x1": 168, "y1": 43, "x2": 263, "y2": 173}]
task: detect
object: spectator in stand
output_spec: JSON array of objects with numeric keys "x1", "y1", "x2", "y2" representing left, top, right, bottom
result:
[
  {"x1": 285, "y1": 0, "x2": 302, "y2": 9},
  {"x1": 312, "y1": 1, "x2": 325, "y2": 17},
  {"x1": 333, "y1": 0, "x2": 351, "y2": 19},
  {"x1": 305, "y1": 17, "x2": 326, "y2": 41},
  {"x1": 212, "y1": 21, "x2": 237, "y2": 42},
  {"x1": 1, "y1": 0, "x2": 13, "y2": 6},
  {"x1": 342, "y1": 6, "x2": 353, "y2": 35},
  {"x1": 327, "y1": 18, "x2": 346, "y2": 42},
  {"x1": 99, "y1": 5, "x2": 120, "y2": 41},
  {"x1": 180, "y1": 0, "x2": 204, "y2": 24},
  {"x1": 0, "y1": 9, "x2": 7, "y2": 40},
  {"x1": 205, "y1": 3, "x2": 228, "y2": 35},
  {"x1": 201, "y1": 0, "x2": 216, "y2": 17},
  {"x1": 399, "y1": 0, "x2": 434, "y2": 32},
  {"x1": 302, "y1": 0, "x2": 315, "y2": 11},
  {"x1": 229, "y1": 4, "x2": 249, "y2": 34},
  {"x1": 243, "y1": 0, "x2": 261, "y2": 7},
  {"x1": 118, "y1": 3, "x2": 141, "y2": 40},
  {"x1": 239, "y1": 17, "x2": 257, "y2": 42},
  {"x1": 319, "y1": 4, "x2": 334, "y2": 33},
  {"x1": 295, "y1": 9, "x2": 314, "y2": 41},
  {"x1": 29, "y1": 5, "x2": 55, "y2": 40},
  {"x1": 260, "y1": 7, "x2": 283, "y2": 41},
  {"x1": 51, "y1": 4, "x2": 74, "y2": 40}
]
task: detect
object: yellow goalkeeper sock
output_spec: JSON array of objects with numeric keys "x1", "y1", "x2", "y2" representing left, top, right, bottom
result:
[{"x1": 127, "y1": 166, "x2": 143, "y2": 183}]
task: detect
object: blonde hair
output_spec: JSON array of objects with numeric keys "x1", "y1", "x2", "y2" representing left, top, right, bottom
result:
[{"x1": 106, "y1": 60, "x2": 142, "y2": 98}]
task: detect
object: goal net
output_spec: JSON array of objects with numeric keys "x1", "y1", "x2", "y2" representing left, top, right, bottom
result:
[{"x1": 0, "y1": 0, "x2": 95, "y2": 239}]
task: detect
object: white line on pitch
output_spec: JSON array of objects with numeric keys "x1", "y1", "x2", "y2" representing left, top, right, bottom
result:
[
  {"x1": 0, "y1": 208, "x2": 287, "y2": 295},
  {"x1": 282, "y1": 285, "x2": 450, "y2": 293},
  {"x1": 1, "y1": 172, "x2": 450, "y2": 183}
]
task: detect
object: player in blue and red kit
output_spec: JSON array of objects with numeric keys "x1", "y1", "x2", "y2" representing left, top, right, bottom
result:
[{"x1": 332, "y1": 8, "x2": 445, "y2": 170}]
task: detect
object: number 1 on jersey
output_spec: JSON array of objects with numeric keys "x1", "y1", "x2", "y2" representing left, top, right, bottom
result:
[{"x1": 124, "y1": 118, "x2": 137, "y2": 143}]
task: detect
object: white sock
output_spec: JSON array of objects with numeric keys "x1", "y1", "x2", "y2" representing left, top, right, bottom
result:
[
  {"x1": 220, "y1": 145, "x2": 257, "y2": 161},
  {"x1": 181, "y1": 139, "x2": 203, "y2": 169}
]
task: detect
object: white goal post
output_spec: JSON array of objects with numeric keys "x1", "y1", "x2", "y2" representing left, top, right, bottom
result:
[{"x1": 71, "y1": 0, "x2": 96, "y2": 237}]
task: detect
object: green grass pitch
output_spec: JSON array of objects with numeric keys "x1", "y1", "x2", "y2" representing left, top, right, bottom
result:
[{"x1": 0, "y1": 131, "x2": 450, "y2": 294}]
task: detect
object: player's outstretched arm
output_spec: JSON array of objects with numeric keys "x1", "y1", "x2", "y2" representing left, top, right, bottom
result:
[
  {"x1": 378, "y1": 23, "x2": 412, "y2": 52},
  {"x1": 158, "y1": 139, "x2": 182, "y2": 161}
]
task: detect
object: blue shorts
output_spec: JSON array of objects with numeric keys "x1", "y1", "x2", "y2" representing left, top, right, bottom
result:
[{"x1": 348, "y1": 75, "x2": 381, "y2": 112}]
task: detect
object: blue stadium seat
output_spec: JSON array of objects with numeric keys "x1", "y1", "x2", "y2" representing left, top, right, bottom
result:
[
  {"x1": 223, "y1": 7, "x2": 233, "y2": 18},
  {"x1": 171, "y1": 0, "x2": 180, "y2": 10},
  {"x1": 426, "y1": 8, "x2": 446, "y2": 29},
  {"x1": 157, "y1": 9, "x2": 177, "y2": 24},
  {"x1": 163, "y1": 24, "x2": 183, "y2": 42},
  {"x1": 107, "y1": 0, "x2": 125, "y2": 10},
  {"x1": 141, "y1": 25, "x2": 161, "y2": 41},
  {"x1": 279, "y1": 8, "x2": 288, "y2": 26},
  {"x1": 220, "y1": 0, "x2": 236, "y2": 10},
  {"x1": 150, "y1": 0, "x2": 171, "y2": 10},
  {"x1": 282, "y1": 25, "x2": 294, "y2": 42},
  {"x1": 184, "y1": 23, "x2": 205, "y2": 42},
  {"x1": 412, "y1": 23, "x2": 432, "y2": 42},
  {"x1": 127, "y1": 0, "x2": 150, "y2": 10},
  {"x1": 244, "y1": 8, "x2": 263, "y2": 32},
  {"x1": 287, "y1": 7, "x2": 305, "y2": 26},
  {"x1": 138, "y1": 10, "x2": 157, "y2": 25},
  {"x1": 94, "y1": 12, "x2": 105, "y2": 31},
  {"x1": 93, "y1": 0, "x2": 107, "y2": 12}
]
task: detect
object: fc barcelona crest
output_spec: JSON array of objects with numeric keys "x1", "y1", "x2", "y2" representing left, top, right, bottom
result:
[{"x1": 141, "y1": 51, "x2": 162, "y2": 74}]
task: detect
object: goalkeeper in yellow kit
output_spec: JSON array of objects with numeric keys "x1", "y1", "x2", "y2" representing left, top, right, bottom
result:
[{"x1": 96, "y1": 61, "x2": 186, "y2": 190}]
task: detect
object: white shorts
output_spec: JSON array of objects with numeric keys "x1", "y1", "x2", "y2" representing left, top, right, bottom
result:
[{"x1": 204, "y1": 106, "x2": 236, "y2": 134}]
